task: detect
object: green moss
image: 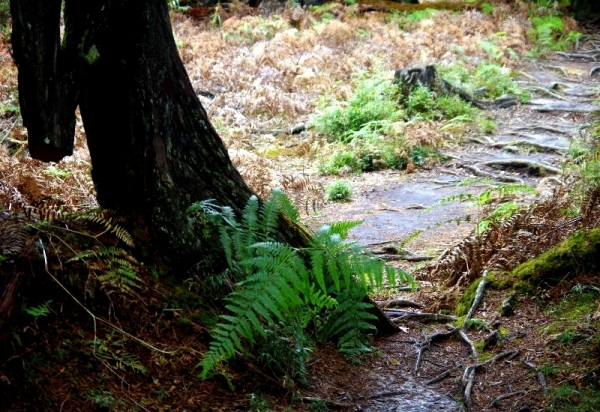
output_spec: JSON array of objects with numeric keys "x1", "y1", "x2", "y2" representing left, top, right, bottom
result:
[
  {"x1": 455, "y1": 278, "x2": 482, "y2": 316},
  {"x1": 84, "y1": 45, "x2": 100, "y2": 65},
  {"x1": 512, "y1": 227, "x2": 600, "y2": 291},
  {"x1": 486, "y1": 272, "x2": 514, "y2": 290}
]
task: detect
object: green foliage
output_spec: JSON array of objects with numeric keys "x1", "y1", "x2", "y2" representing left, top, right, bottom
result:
[
  {"x1": 328, "y1": 219, "x2": 363, "y2": 239},
  {"x1": 310, "y1": 399, "x2": 330, "y2": 412},
  {"x1": 439, "y1": 62, "x2": 527, "y2": 101},
  {"x1": 249, "y1": 393, "x2": 271, "y2": 412},
  {"x1": 0, "y1": 0, "x2": 9, "y2": 32},
  {"x1": 387, "y1": 9, "x2": 438, "y2": 31},
  {"x1": 89, "y1": 333, "x2": 148, "y2": 375},
  {"x1": 67, "y1": 246, "x2": 142, "y2": 296},
  {"x1": 326, "y1": 180, "x2": 352, "y2": 202},
  {"x1": 464, "y1": 318, "x2": 488, "y2": 331},
  {"x1": 547, "y1": 384, "x2": 600, "y2": 412},
  {"x1": 167, "y1": 0, "x2": 190, "y2": 11},
  {"x1": 221, "y1": 16, "x2": 285, "y2": 45},
  {"x1": 42, "y1": 165, "x2": 71, "y2": 180},
  {"x1": 477, "y1": 117, "x2": 497, "y2": 134},
  {"x1": 87, "y1": 389, "x2": 116, "y2": 409},
  {"x1": 23, "y1": 300, "x2": 52, "y2": 325},
  {"x1": 527, "y1": 15, "x2": 581, "y2": 56},
  {"x1": 455, "y1": 279, "x2": 481, "y2": 316},
  {"x1": 197, "y1": 191, "x2": 412, "y2": 380},
  {"x1": 312, "y1": 75, "x2": 403, "y2": 142},
  {"x1": 480, "y1": 2, "x2": 494, "y2": 14}
]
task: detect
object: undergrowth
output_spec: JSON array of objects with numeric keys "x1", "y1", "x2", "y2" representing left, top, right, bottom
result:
[
  {"x1": 313, "y1": 61, "x2": 525, "y2": 175},
  {"x1": 193, "y1": 190, "x2": 413, "y2": 382}
]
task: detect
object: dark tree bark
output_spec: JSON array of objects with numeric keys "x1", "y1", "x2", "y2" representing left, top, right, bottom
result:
[{"x1": 10, "y1": 0, "x2": 277, "y2": 271}]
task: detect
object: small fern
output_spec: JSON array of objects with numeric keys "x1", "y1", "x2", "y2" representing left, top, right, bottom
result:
[
  {"x1": 197, "y1": 190, "x2": 413, "y2": 379},
  {"x1": 67, "y1": 246, "x2": 143, "y2": 296}
]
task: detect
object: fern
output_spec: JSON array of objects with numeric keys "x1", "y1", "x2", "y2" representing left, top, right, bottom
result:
[
  {"x1": 67, "y1": 246, "x2": 143, "y2": 296},
  {"x1": 197, "y1": 191, "x2": 413, "y2": 379}
]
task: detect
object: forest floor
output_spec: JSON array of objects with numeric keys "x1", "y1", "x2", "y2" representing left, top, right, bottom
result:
[{"x1": 2, "y1": 1, "x2": 600, "y2": 411}]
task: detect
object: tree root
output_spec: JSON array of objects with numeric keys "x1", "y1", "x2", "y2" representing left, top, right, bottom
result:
[
  {"x1": 489, "y1": 391, "x2": 524, "y2": 407},
  {"x1": 376, "y1": 299, "x2": 423, "y2": 309},
  {"x1": 524, "y1": 85, "x2": 572, "y2": 101},
  {"x1": 390, "y1": 312, "x2": 458, "y2": 323},
  {"x1": 556, "y1": 51, "x2": 599, "y2": 61},
  {"x1": 462, "y1": 350, "x2": 520, "y2": 409},
  {"x1": 414, "y1": 327, "x2": 458, "y2": 374},
  {"x1": 295, "y1": 396, "x2": 351, "y2": 409},
  {"x1": 490, "y1": 140, "x2": 566, "y2": 153},
  {"x1": 463, "y1": 270, "x2": 488, "y2": 327},
  {"x1": 479, "y1": 159, "x2": 561, "y2": 175},
  {"x1": 461, "y1": 164, "x2": 524, "y2": 183},
  {"x1": 522, "y1": 360, "x2": 548, "y2": 394},
  {"x1": 425, "y1": 363, "x2": 463, "y2": 385}
]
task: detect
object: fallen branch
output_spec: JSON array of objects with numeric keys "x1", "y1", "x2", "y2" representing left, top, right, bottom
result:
[
  {"x1": 462, "y1": 164, "x2": 523, "y2": 183},
  {"x1": 479, "y1": 159, "x2": 561, "y2": 175}
]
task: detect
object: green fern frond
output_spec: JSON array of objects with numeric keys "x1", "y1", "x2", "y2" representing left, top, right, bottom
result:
[
  {"x1": 259, "y1": 190, "x2": 284, "y2": 236},
  {"x1": 329, "y1": 220, "x2": 363, "y2": 239},
  {"x1": 198, "y1": 192, "x2": 414, "y2": 379}
]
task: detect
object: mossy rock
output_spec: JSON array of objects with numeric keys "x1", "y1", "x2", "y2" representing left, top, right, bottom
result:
[{"x1": 512, "y1": 227, "x2": 600, "y2": 292}]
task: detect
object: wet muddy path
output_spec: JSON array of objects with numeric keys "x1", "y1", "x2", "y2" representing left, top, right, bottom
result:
[{"x1": 306, "y1": 58, "x2": 600, "y2": 411}]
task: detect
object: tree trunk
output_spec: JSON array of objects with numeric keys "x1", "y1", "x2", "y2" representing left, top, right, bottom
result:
[{"x1": 10, "y1": 0, "x2": 279, "y2": 271}]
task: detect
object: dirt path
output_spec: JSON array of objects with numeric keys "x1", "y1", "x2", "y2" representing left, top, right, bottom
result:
[{"x1": 304, "y1": 58, "x2": 600, "y2": 411}]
